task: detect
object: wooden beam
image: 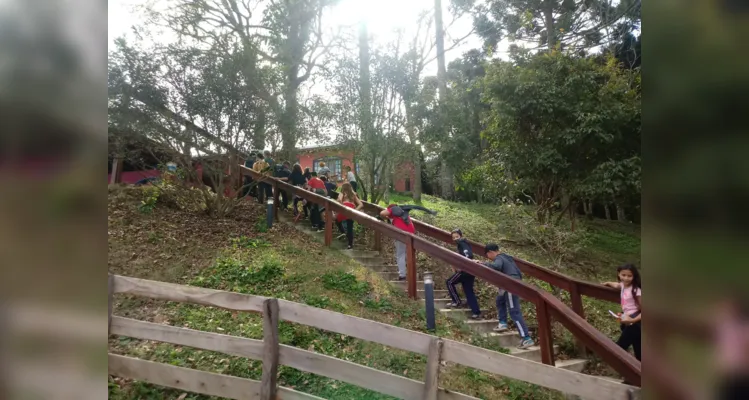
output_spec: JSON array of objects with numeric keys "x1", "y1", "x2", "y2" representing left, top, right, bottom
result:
[
  {"x1": 441, "y1": 339, "x2": 639, "y2": 400},
  {"x1": 277, "y1": 299, "x2": 433, "y2": 355},
  {"x1": 110, "y1": 316, "x2": 264, "y2": 360},
  {"x1": 324, "y1": 206, "x2": 333, "y2": 246},
  {"x1": 536, "y1": 300, "x2": 555, "y2": 366},
  {"x1": 406, "y1": 236, "x2": 417, "y2": 299},
  {"x1": 569, "y1": 283, "x2": 587, "y2": 357},
  {"x1": 423, "y1": 338, "x2": 443, "y2": 400},
  {"x1": 273, "y1": 182, "x2": 280, "y2": 223},
  {"x1": 261, "y1": 299, "x2": 280, "y2": 400},
  {"x1": 110, "y1": 317, "x2": 476, "y2": 400},
  {"x1": 108, "y1": 354, "x2": 322, "y2": 400},
  {"x1": 373, "y1": 230, "x2": 382, "y2": 251},
  {"x1": 112, "y1": 275, "x2": 266, "y2": 313}
]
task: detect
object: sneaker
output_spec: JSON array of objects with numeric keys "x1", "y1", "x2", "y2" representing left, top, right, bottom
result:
[
  {"x1": 517, "y1": 337, "x2": 535, "y2": 349},
  {"x1": 493, "y1": 323, "x2": 509, "y2": 332},
  {"x1": 347, "y1": 245, "x2": 353, "y2": 250},
  {"x1": 469, "y1": 314, "x2": 481, "y2": 320},
  {"x1": 337, "y1": 234, "x2": 346, "y2": 240},
  {"x1": 397, "y1": 276, "x2": 406, "y2": 281},
  {"x1": 445, "y1": 302, "x2": 462, "y2": 309}
]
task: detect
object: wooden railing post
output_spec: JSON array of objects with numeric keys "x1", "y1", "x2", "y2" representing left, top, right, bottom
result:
[
  {"x1": 406, "y1": 236, "x2": 417, "y2": 299},
  {"x1": 536, "y1": 300, "x2": 554, "y2": 366},
  {"x1": 423, "y1": 338, "x2": 443, "y2": 400},
  {"x1": 272, "y1": 182, "x2": 280, "y2": 222},
  {"x1": 260, "y1": 298, "x2": 279, "y2": 400},
  {"x1": 324, "y1": 205, "x2": 333, "y2": 246},
  {"x1": 569, "y1": 283, "x2": 587, "y2": 357},
  {"x1": 110, "y1": 156, "x2": 123, "y2": 184}
]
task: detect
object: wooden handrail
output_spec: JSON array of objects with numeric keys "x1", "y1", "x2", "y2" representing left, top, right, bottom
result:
[
  {"x1": 359, "y1": 201, "x2": 620, "y2": 304},
  {"x1": 239, "y1": 166, "x2": 641, "y2": 385}
]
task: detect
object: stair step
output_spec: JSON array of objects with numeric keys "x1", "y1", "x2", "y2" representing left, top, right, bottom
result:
[
  {"x1": 378, "y1": 271, "x2": 420, "y2": 280},
  {"x1": 363, "y1": 264, "x2": 399, "y2": 272},
  {"x1": 554, "y1": 358, "x2": 588, "y2": 373},
  {"x1": 420, "y1": 298, "x2": 453, "y2": 308},
  {"x1": 439, "y1": 308, "x2": 474, "y2": 317},
  {"x1": 463, "y1": 319, "x2": 501, "y2": 334},
  {"x1": 419, "y1": 289, "x2": 448, "y2": 297},
  {"x1": 390, "y1": 280, "x2": 425, "y2": 290},
  {"x1": 483, "y1": 331, "x2": 522, "y2": 348},
  {"x1": 340, "y1": 249, "x2": 381, "y2": 257},
  {"x1": 507, "y1": 345, "x2": 560, "y2": 362}
]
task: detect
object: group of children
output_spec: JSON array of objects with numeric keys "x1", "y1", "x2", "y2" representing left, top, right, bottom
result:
[
  {"x1": 382, "y1": 207, "x2": 642, "y2": 356},
  {"x1": 245, "y1": 153, "x2": 642, "y2": 359},
  {"x1": 444, "y1": 228, "x2": 642, "y2": 356},
  {"x1": 248, "y1": 157, "x2": 363, "y2": 249}
]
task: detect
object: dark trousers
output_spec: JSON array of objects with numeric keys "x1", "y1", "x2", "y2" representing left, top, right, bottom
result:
[
  {"x1": 258, "y1": 182, "x2": 272, "y2": 203},
  {"x1": 350, "y1": 181, "x2": 358, "y2": 192},
  {"x1": 310, "y1": 204, "x2": 323, "y2": 229},
  {"x1": 280, "y1": 189, "x2": 289, "y2": 209},
  {"x1": 446, "y1": 272, "x2": 480, "y2": 315},
  {"x1": 336, "y1": 219, "x2": 354, "y2": 247},
  {"x1": 616, "y1": 315, "x2": 641, "y2": 361},
  {"x1": 497, "y1": 290, "x2": 530, "y2": 339}
]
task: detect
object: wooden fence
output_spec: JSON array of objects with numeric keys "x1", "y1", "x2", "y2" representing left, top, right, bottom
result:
[
  {"x1": 108, "y1": 274, "x2": 640, "y2": 400},
  {"x1": 240, "y1": 166, "x2": 642, "y2": 385}
]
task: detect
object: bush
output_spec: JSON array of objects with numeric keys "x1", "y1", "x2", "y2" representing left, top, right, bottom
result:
[{"x1": 501, "y1": 201, "x2": 588, "y2": 269}]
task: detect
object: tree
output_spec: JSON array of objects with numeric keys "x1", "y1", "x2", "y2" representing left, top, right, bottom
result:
[
  {"x1": 433, "y1": 0, "x2": 454, "y2": 200},
  {"x1": 143, "y1": 0, "x2": 341, "y2": 160},
  {"x1": 454, "y1": 0, "x2": 642, "y2": 51},
  {"x1": 481, "y1": 51, "x2": 640, "y2": 224},
  {"x1": 324, "y1": 32, "x2": 409, "y2": 203},
  {"x1": 109, "y1": 38, "x2": 264, "y2": 217}
]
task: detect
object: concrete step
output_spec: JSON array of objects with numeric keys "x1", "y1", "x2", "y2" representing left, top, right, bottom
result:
[
  {"x1": 463, "y1": 319, "x2": 501, "y2": 334},
  {"x1": 363, "y1": 264, "x2": 398, "y2": 272},
  {"x1": 389, "y1": 280, "x2": 425, "y2": 290},
  {"x1": 554, "y1": 358, "x2": 588, "y2": 373},
  {"x1": 421, "y1": 298, "x2": 453, "y2": 309},
  {"x1": 378, "y1": 271, "x2": 419, "y2": 281},
  {"x1": 340, "y1": 249, "x2": 381, "y2": 257},
  {"x1": 439, "y1": 308, "x2": 474, "y2": 318},
  {"x1": 355, "y1": 257, "x2": 390, "y2": 266},
  {"x1": 483, "y1": 331, "x2": 522, "y2": 348},
  {"x1": 507, "y1": 345, "x2": 560, "y2": 362},
  {"x1": 419, "y1": 289, "x2": 449, "y2": 298}
]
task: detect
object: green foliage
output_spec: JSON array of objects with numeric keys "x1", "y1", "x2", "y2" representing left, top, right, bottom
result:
[
  {"x1": 482, "y1": 51, "x2": 640, "y2": 221},
  {"x1": 253, "y1": 219, "x2": 269, "y2": 233},
  {"x1": 138, "y1": 186, "x2": 159, "y2": 213},
  {"x1": 321, "y1": 271, "x2": 371, "y2": 297},
  {"x1": 194, "y1": 254, "x2": 285, "y2": 292}
]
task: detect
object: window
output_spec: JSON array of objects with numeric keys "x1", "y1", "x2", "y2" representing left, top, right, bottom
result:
[{"x1": 313, "y1": 156, "x2": 342, "y2": 179}]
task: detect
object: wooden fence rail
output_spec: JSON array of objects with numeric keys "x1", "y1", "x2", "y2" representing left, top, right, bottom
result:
[
  {"x1": 240, "y1": 166, "x2": 641, "y2": 385},
  {"x1": 109, "y1": 274, "x2": 639, "y2": 400}
]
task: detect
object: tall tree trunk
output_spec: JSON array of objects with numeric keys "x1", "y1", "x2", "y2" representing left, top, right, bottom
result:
[
  {"x1": 403, "y1": 102, "x2": 422, "y2": 202},
  {"x1": 252, "y1": 109, "x2": 267, "y2": 152},
  {"x1": 604, "y1": 204, "x2": 612, "y2": 220},
  {"x1": 358, "y1": 20, "x2": 375, "y2": 204},
  {"x1": 543, "y1": 0, "x2": 556, "y2": 49},
  {"x1": 583, "y1": 200, "x2": 592, "y2": 219},
  {"x1": 616, "y1": 202, "x2": 628, "y2": 222},
  {"x1": 434, "y1": 0, "x2": 453, "y2": 199}
]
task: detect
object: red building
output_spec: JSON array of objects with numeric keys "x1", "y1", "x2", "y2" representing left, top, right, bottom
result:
[{"x1": 296, "y1": 144, "x2": 416, "y2": 193}]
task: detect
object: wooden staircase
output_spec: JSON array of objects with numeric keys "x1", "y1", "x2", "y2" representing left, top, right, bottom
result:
[{"x1": 282, "y1": 213, "x2": 589, "y2": 374}]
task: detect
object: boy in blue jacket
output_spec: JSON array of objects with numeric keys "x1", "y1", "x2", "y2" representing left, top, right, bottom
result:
[
  {"x1": 482, "y1": 243, "x2": 535, "y2": 349},
  {"x1": 445, "y1": 229, "x2": 481, "y2": 319}
]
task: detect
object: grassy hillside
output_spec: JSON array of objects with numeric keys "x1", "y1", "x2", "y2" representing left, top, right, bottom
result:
[{"x1": 108, "y1": 187, "x2": 567, "y2": 400}]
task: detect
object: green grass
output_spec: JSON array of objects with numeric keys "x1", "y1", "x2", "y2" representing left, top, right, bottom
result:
[{"x1": 110, "y1": 220, "x2": 566, "y2": 400}]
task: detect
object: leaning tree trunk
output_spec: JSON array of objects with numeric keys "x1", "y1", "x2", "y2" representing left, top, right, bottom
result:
[{"x1": 604, "y1": 204, "x2": 612, "y2": 220}]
